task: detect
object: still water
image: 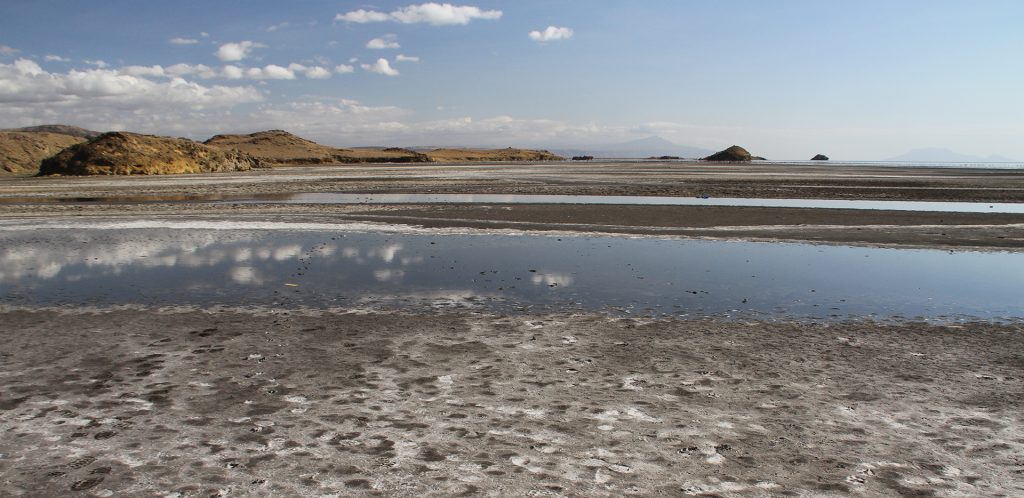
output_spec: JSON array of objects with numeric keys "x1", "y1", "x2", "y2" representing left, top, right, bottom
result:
[
  {"x1": 1, "y1": 222, "x2": 1021, "y2": 321},
  {"x1": 2, "y1": 192, "x2": 1023, "y2": 213}
]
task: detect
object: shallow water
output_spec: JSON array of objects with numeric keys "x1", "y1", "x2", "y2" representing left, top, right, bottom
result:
[
  {"x1": 1, "y1": 192, "x2": 1023, "y2": 213},
  {"x1": 240, "y1": 193, "x2": 1024, "y2": 213},
  {"x1": 1, "y1": 224, "x2": 1021, "y2": 320}
]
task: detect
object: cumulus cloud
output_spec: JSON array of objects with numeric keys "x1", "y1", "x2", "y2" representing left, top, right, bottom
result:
[
  {"x1": 0, "y1": 45, "x2": 18, "y2": 56},
  {"x1": 529, "y1": 26, "x2": 573, "y2": 42},
  {"x1": 361, "y1": 58, "x2": 399, "y2": 76},
  {"x1": 0, "y1": 58, "x2": 263, "y2": 108},
  {"x1": 334, "y1": 64, "x2": 355, "y2": 74},
  {"x1": 266, "y1": 22, "x2": 290, "y2": 32},
  {"x1": 169, "y1": 37, "x2": 199, "y2": 45},
  {"x1": 366, "y1": 35, "x2": 400, "y2": 50},
  {"x1": 335, "y1": 8, "x2": 391, "y2": 23},
  {"x1": 395, "y1": 54, "x2": 420, "y2": 63},
  {"x1": 216, "y1": 41, "x2": 264, "y2": 62},
  {"x1": 160, "y1": 62, "x2": 329, "y2": 81},
  {"x1": 336, "y1": 3, "x2": 502, "y2": 26},
  {"x1": 83, "y1": 59, "x2": 109, "y2": 68},
  {"x1": 44, "y1": 55, "x2": 70, "y2": 62},
  {"x1": 120, "y1": 65, "x2": 166, "y2": 77}
]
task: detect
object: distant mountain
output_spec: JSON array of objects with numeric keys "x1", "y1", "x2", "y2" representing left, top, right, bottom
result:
[
  {"x1": 7, "y1": 124, "x2": 101, "y2": 140},
  {"x1": 553, "y1": 136, "x2": 715, "y2": 159},
  {"x1": 888, "y1": 148, "x2": 1015, "y2": 163}
]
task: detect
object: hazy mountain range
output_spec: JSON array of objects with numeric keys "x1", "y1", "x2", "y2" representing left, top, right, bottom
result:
[
  {"x1": 551, "y1": 136, "x2": 715, "y2": 159},
  {"x1": 886, "y1": 148, "x2": 1015, "y2": 163}
]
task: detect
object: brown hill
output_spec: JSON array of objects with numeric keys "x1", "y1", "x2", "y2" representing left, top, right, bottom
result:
[
  {"x1": 8, "y1": 124, "x2": 101, "y2": 140},
  {"x1": 39, "y1": 132, "x2": 265, "y2": 176},
  {"x1": 1, "y1": 132, "x2": 87, "y2": 175},
  {"x1": 425, "y1": 147, "x2": 564, "y2": 162},
  {"x1": 703, "y1": 145, "x2": 753, "y2": 162},
  {"x1": 204, "y1": 130, "x2": 429, "y2": 164}
]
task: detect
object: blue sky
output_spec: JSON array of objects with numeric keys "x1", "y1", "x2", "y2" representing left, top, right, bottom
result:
[{"x1": 1, "y1": 1, "x2": 1022, "y2": 159}]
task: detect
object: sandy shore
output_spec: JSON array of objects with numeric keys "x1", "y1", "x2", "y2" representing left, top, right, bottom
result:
[
  {"x1": 0, "y1": 308, "x2": 1021, "y2": 496},
  {"x1": 2, "y1": 162, "x2": 1024, "y2": 249},
  {"x1": 1, "y1": 162, "x2": 1022, "y2": 495}
]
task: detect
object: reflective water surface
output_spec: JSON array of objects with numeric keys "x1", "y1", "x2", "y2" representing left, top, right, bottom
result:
[
  {"x1": 2, "y1": 224, "x2": 1021, "y2": 321},
  {"x1": 2, "y1": 192, "x2": 1023, "y2": 213}
]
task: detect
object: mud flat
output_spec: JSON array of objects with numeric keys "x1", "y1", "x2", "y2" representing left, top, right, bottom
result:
[{"x1": 0, "y1": 308, "x2": 1021, "y2": 496}]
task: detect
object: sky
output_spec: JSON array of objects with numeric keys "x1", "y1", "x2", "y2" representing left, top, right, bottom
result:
[{"x1": 1, "y1": 0, "x2": 1022, "y2": 160}]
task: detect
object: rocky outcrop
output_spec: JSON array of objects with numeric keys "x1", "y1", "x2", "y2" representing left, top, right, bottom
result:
[
  {"x1": 204, "y1": 130, "x2": 430, "y2": 164},
  {"x1": 572, "y1": 155, "x2": 594, "y2": 161},
  {"x1": 811, "y1": 154, "x2": 829, "y2": 161},
  {"x1": 649, "y1": 156, "x2": 681, "y2": 160},
  {"x1": 8, "y1": 124, "x2": 101, "y2": 140},
  {"x1": 703, "y1": 145, "x2": 753, "y2": 162},
  {"x1": 1, "y1": 132, "x2": 86, "y2": 174},
  {"x1": 426, "y1": 148, "x2": 564, "y2": 162},
  {"x1": 39, "y1": 132, "x2": 264, "y2": 176}
]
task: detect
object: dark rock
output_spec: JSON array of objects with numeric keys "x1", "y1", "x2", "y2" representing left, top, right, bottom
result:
[
  {"x1": 811, "y1": 154, "x2": 829, "y2": 161},
  {"x1": 703, "y1": 145, "x2": 753, "y2": 162},
  {"x1": 648, "y1": 156, "x2": 681, "y2": 160},
  {"x1": 571, "y1": 156, "x2": 594, "y2": 161}
]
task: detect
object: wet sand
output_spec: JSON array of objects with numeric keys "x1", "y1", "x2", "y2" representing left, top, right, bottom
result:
[
  {"x1": 0, "y1": 308, "x2": 1021, "y2": 496},
  {"x1": 2, "y1": 162, "x2": 1023, "y2": 495},
  {"x1": 3, "y1": 162, "x2": 1024, "y2": 249}
]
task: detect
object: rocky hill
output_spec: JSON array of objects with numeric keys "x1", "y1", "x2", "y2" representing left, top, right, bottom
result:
[
  {"x1": 703, "y1": 145, "x2": 754, "y2": 162},
  {"x1": 425, "y1": 147, "x2": 564, "y2": 162},
  {"x1": 1, "y1": 132, "x2": 87, "y2": 174},
  {"x1": 204, "y1": 130, "x2": 430, "y2": 164},
  {"x1": 7, "y1": 124, "x2": 101, "y2": 140},
  {"x1": 39, "y1": 132, "x2": 265, "y2": 176}
]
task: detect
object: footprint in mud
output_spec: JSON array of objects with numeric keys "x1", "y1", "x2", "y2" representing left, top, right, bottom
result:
[
  {"x1": 192, "y1": 345, "x2": 226, "y2": 354},
  {"x1": 93, "y1": 431, "x2": 118, "y2": 440},
  {"x1": 190, "y1": 328, "x2": 219, "y2": 338},
  {"x1": 70, "y1": 477, "x2": 104, "y2": 491},
  {"x1": 66, "y1": 456, "x2": 96, "y2": 469}
]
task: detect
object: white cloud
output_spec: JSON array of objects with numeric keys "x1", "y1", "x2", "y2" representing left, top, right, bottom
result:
[
  {"x1": 395, "y1": 54, "x2": 420, "y2": 63},
  {"x1": 83, "y1": 59, "x2": 109, "y2": 68},
  {"x1": 304, "y1": 67, "x2": 332, "y2": 79},
  {"x1": 529, "y1": 26, "x2": 573, "y2": 42},
  {"x1": 200, "y1": 32, "x2": 210, "y2": 38},
  {"x1": 246, "y1": 64, "x2": 296, "y2": 80},
  {"x1": 361, "y1": 58, "x2": 399, "y2": 76},
  {"x1": 334, "y1": 64, "x2": 355, "y2": 74},
  {"x1": 221, "y1": 65, "x2": 244, "y2": 80},
  {"x1": 335, "y1": 8, "x2": 391, "y2": 23},
  {"x1": 0, "y1": 58, "x2": 263, "y2": 109},
  {"x1": 349, "y1": 57, "x2": 359, "y2": 63},
  {"x1": 266, "y1": 22, "x2": 290, "y2": 32},
  {"x1": 0, "y1": 45, "x2": 18, "y2": 56},
  {"x1": 44, "y1": 55, "x2": 71, "y2": 62},
  {"x1": 120, "y1": 65, "x2": 166, "y2": 77},
  {"x1": 169, "y1": 37, "x2": 199, "y2": 45},
  {"x1": 216, "y1": 41, "x2": 264, "y2": 62},
  {"x1": 366, "y1": 36, "x2": 400, "y2": 50},
  {"x1": 336, "y1": 3, "x2": 502, "y2": 26}
]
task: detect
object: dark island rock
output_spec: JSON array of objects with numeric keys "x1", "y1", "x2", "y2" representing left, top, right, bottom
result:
[
  {"x1": 811, "y1": 154, "x2": 829, "y2": 161},
  {"x1": 648, "y1": 155, "x2": 682, "y2": 160},
  {"x1": 572, "y1": 155, "x2": 594, "y2": 161},
  {"x1": 703, "y1": 145, "x2": 753, "y2": 162}
]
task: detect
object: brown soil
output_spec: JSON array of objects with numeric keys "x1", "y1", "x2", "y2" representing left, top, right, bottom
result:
[
  {"x1": 0, "y1": 132, "x2": 85, "y2": 174},
  {"x1": 0, "y1": 308, "x2": 1019, "y2": 496},
  {"x1": 205, "y1": 130, "x2": 430, "y2": 164}
]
